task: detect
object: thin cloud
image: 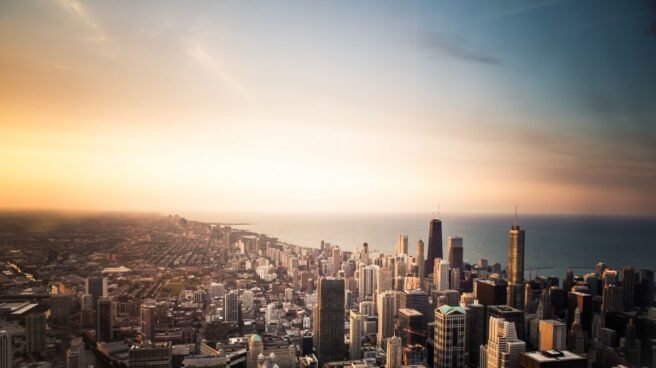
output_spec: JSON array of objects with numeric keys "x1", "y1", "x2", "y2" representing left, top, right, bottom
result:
[
  {"x1": 56, "y1": 0, "x2": 107, "y2": 43},
  {"x1": 420, "y1": 32, "x2": 501, "y2": 65},
  {"x1": 186, "y1": 40, "x2": 249, "y2": 98}
]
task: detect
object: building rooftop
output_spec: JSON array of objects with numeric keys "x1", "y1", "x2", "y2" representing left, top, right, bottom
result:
[{"x1": 523, "y1": 350, "x2": 585, "y2": 362}]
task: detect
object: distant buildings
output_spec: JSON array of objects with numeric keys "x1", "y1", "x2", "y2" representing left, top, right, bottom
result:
[
  {"x1": 224, "y1": 291, "x2": 240, "y2": 323},
  {"x1": 96, "y1": 297, "x2": 113, "y2": 342},
  {"x1": 86, "y1": 276, "x2": 108, "y2": 304},
  {"x1": 447, "y1": 236, "x2": 463, "y2": 273},
  {"x1": 415, "y1": 240, "x2": 425, "y2": 283}
]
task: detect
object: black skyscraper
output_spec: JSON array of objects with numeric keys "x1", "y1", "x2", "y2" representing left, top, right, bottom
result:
[
  {"x1": 313, "y1": 277, "x2": 345, "y2": 364},
  {"x1": 425, "y1": 219, "x2": 443, "y2": 277}
]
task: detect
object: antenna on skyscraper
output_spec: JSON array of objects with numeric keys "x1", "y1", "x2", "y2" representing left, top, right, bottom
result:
[{"x1": 514, "y1": 205, "x2": 518, "y2": 227}]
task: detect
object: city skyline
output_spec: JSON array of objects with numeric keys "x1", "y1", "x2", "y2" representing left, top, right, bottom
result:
[{"x1": 2, "y1": 1, "x2": 656, "y2": 215}]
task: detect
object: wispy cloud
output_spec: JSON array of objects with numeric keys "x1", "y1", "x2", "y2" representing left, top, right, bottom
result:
[
  {"x1": 186, "y1": 40, "x2": 249, "y2": 98},
  {"x1": 56, "y1": 0, "x2": 107, "y2": 43},
  {"x1": 420, "y1": 32, "x2": 501, "y2": 65}
]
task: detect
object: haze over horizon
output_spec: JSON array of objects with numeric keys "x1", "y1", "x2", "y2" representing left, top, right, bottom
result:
[{"x1": 1, "y1": 0, "x2": 655, "y2": 215}]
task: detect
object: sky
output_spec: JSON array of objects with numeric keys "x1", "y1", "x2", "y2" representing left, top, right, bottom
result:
[{"x1": 1, "y1": 0, "x2": 655, "y2": 215}]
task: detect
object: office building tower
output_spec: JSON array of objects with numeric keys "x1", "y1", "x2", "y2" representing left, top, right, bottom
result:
[
  {"x1": 567, "y1": 291, "x2": 592, "y2": 337},
  {"x1": 636, "y1": 269, "x2": 654, "y2": 310},
  {"x1": 349, "y1": 311, "x2": 363, "y2": 360},
  {"x1": 396, "y1": 234, "x2": 408, "y2": 256},
  {"x1": 50, "y1": 294, "x2": 73, "y2": 320},
  {"x1": 400, "y1": 289, "x2": 429, "y2": 328},
  {"x1": 602, "y1": 284, "x2": 624, "y2": 313},
  {"x1": 463, "y1": 300, "x2": 485, "y2": 367},
  {"x1": 224, "y1": 290, "x2": 240, "y2": 323},
  {"x1": 486, "y1": 317, "x2": 526, "y2": 368},
  {"x1": 398, "y1": 308, "x2": 424, "y2": 345},
  {"x1": 507, "y1": 215, "x2": 525, "y2": 309},
  {"x1": 476, "y1": 279, "x2": 508, "y2": 306},
  {"x1": 377, "y1": 267, "x2": 393, "y2": 295},
  {"x1": 85, "y1": 276, "x2": 108, "y2": 305},
  {"x1": 26, "y1": 313, "x2": 47, "y2": 353},
  {"x1": 140, "y1": 303, "x2": 156, "y2": 341},
  {"x1": 386, "y1": 335, "x2": 402, "y2": 368},
  {"x1": 394, "y1": 255, "x2": 408, "y2": 291},
  {"x1": 426, "y1": 219, "x2": 443, "y2": 277},
  {"x1": 377, "y1": 291, "x2": 396, "y2": 346},
  {"x1": 567, "y1": 308, "x2": 585, "y2": 354},
  {"x1": 434, "y1": 259, "x2": 450, "y2": 291},
  {"x1": 538, "y1": 320, "x2": 566, "y2": 351},
  {"x1": 1, "y1": 330, "x2": 11, "y2": 368},
  {"x1": 447, "y1": 236, "x2": 464, "y2": 273},
  {"x1": 519, "y1": 350, "x2": 586, "y2": 368},
  {"x1": 622, "y1": 266, "x2": 635, "y2": 311},
  {"x1": 313, "y1": 277, "x2": 345, "y2": 364},
  {"x1": 488, "y1": 305, "x2": 526, "y2": 342},
  {"x1": 434, "y1": 305, "x2": 466, "y2": 368},
  {"x1": 416, "y1": 240, "x2": 425, "y2": 284},
  {"x1": 359, "y1": 264, "x2": 379, "y2": 299},
  {"x1": 536, "y1": 289, "x2": 554, "y2": 320},
  {"x1": 96, "y1": 297, "x2": 113, "y2": 342}
]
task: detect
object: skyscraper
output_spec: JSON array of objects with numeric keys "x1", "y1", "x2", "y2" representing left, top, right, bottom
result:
[
  {"x1": 377, "y1": 291, "x2": 396, "y2": 346},
  {"x1": 396, "y1": 234, "x2": 408, "y2": 256},
  {"x1": 415, "y1": 240, "x2": 425, "y2": 284},
  {"x1": 488, "y1": 305, "x2": 526, "y2": 342},
  {"x1": 386, "y1": 335, "x2": 402, "y2": 368},
  {"x1": 486, "y1": 317, "x2": 526, "y2": 368},
  {"x1": 434, "y1": 259, "x2": 450, "y2": 291},
  {"x1": 224, "y1": 290, "x2": 240, "y2": 323},
  {"x1": 359, "y1": 264, "x2": 379, "y2": 299},
  {"x1": 313, "y1": 277, "x2": 345, "y2": 364},
  {"x1": 96, "y1": 297, "x2": 113, "y2": 342},
  {"x1": 507, "y1": 215, "x2": 525, "y2": 309},
  {"x1": 349, "y1": 310, "x2": 363, "y2": 360},
  {"x1": 447, "y1": 236, "x2": 463, "y2": 272},
  {"x1": 426, "y1": 219, "x2": 443, "y2": 277},
  {"x1": 26, "y1": 313, "x2": 46, "y2": 353},
  {"x1": 538, "y1": 320, "x2": 566, "y2": 351},
  {"x1": 434, "y1": 305, "x2": 466, "y2": 368},
  {"x1": 85, "y1": 276, "x2": 108, "y2": 305},
  {"x1": 140, "y1": 303, "x2": 156, "y2": 341},
  {"x1": 377, "y1": 267, "x2": 394, "y2": 295}
]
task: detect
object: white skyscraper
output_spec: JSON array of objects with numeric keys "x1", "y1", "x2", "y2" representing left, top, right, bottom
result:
[
  {"x1": 434, "y1": 305, "x2": 466, "y2": 368},
  {"x1": 486, "y1": 317, "x2": 526, "y2": 368},
  {"x1": 377, "y1": 267, "x2": 393, "y2": 294},
  {"x1": 358, "y1": 264, "x2": 379, "y2": 300},
  {"x1": 434, "y1": 258, "x2": 450, "y2": 291},
  {"x1": 386, "y1": 335, "x2": 402, "y2": 368},
  {"x1": 377, "y1": 291, "x2": 396, "y2": 346},
  {"x1": 395, "y1": 234, "x2": 408, "y2": 256},
  {"x1": 349, "y1": 310, "x2": 363, "y2": 360}
]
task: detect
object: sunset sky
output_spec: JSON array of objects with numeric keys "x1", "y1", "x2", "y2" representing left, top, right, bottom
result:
[{"x1": 1, "y1": 0, "x2": 655, "y2": 215}]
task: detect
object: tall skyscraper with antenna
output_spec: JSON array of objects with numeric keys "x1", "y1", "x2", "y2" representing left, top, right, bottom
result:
[
  {"x1": 426, "y1": 208, "x2": 443, "y2": 277},
  {"x1": 507, "y1": 207, "x2": 525, "y2": 309}
]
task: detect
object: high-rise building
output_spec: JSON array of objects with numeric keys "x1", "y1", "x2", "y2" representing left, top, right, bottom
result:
[
  {"x1": 386, "y1": 335, "x2": 402, "y2": 368},
  {"x1": 622, "y1": 266, "x2": 635, "y2": 311},
  {"x1": 486, "y1": 316, "x2": 526, "y2": 368},
  {"x1": 349, "y1": 310, "x2": 363, "y2": 360},
  {"x1": 85, "y1": 276, "x2": 108, "y2": 305},
  {"x1": 396, "y1": 234, "x2": 408, "y2": 257},
  {"x1": 140, "y1": 303, "x2": 156, "y2": 341},
  {"x1": 447, "y1": 236, "x2": 464, "y2": 272},
  {"x1": 26, "y1": 313, "x2": 46, "y2": 353},
  {"x1": 359, "y1": 301, "x2": 376, "y2": 317},
  {"x1": 398, "y1": 308, "x2": 424, "y2": 345},
  {"x1": 434, "y1": 305, "x2": 466, "y2": 368},
  {"x1": 128, "y1": 341, "x2": 172, "y2": 368},
  {"x1": 567, "y1": 291, "x2": 592, "y2": 337},
  {"x1": 507, "y1": 216, "x2": 525, "y2": 310},
  {"x1": 377, "y1": 267, "x2": 394, "y2": 295},
  {"x1": 377, "y1": 291, "x2": 396, "y2": 346},
  {"x1": 224, "y1": 290, "x2": 240, "y2": 323},
  {"x1": 358, "y1": 264, "x2": 379, "y2": 300},
  {"x1": 50, "y1": 294, "x2": 73, "y2": 320},
  {"x1": 488, "y1": 305, "x2": 526, "y2": 341},
  {"x1": 210, "y1": 282, "x2": 225, "y2": 299},
  {"x1": 426, "y1": 219, "x2": 443, "y2": 277},
  {"x1": 313, "y1": 277, "x2": 345, "y2": 364},
  {"x1": 462, "y1": 300, "x2": 485, "y2": 367},
  {"x1": 96, "y1": 297, "x2": 113, "y2": 342},
  {"x1": 416, "y1": 240, "x2": 425, "y2": 284},
  {"x1": 1, "y1": 330, "x2": 11, "y2": 368},
  {"x1": 538, "y1": 320, "x2": 566, "y2": 351},
  {"x1": 475, "y1": 279, "x2": 508, "y2": 306},
  {"x1": 400, "y1": 289, "x2": 429, "y2": 328},
  {"x1": 434, "y1": 259, "x2": 450, "y2": 291},
  {"x1": 66, "y1": 337, "x2": 83, "y2": 368}
]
